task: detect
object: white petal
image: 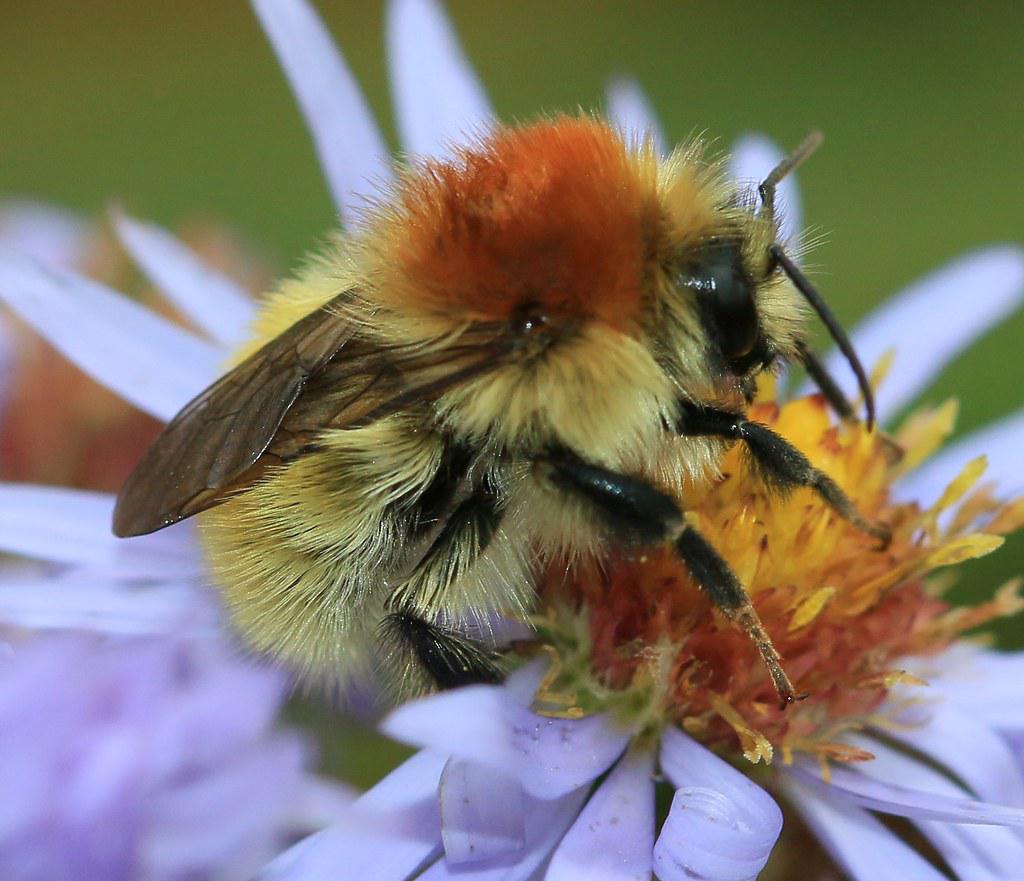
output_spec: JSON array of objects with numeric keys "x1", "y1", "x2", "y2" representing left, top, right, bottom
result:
[
  {"x1": 113, "y1": 212, "x2": 254, "y2": 348},
  {"x1": 419, "y1": 787, "x2": 587, "y2": 881},
  {"x1": 782, "y1": 777, "x2": 949, "y2": 881},
  {"x1": 0, "y1": 247, "x2": 220, "y2": 420},
  {"x1": 440, "y1": 760, "x2": 526, "y2": 866},
  {"x1": 803, "y1": 247, "x2": 1024, "y2": 424},
  {"x1": 381, "y1": 674, "x2": 631, "y2": 800},
  {"x1": 879, "y1": 703, "x2": 1024, "y2": 806},
  {"x1": 729, "y1": 135, "x2": 802, "y2": 247},
  {"x1": 546, "y1": 749, "x2": 654, "y2": 881},
  {"x1": 656, "y1": 728, "x2": 781, "y2": 881},
  {"x1": 0, "y1": 484, "x2": 201, "y2": 577},
  {"x1": 606, "y1": 79, "x2": 666, "y2": 158},
  {"x1": 387, "y1": 0, "x2": 493, "y2": 159},
  {"x1": 0, "y1": 574, "x2": 215, "y2": 635},
  {"x1": 259, "y1": 749, "x2": 446, "y2": 881},
  {"x1": 0, "y1": 200, "x2": 92, "y2": 269},
  {"x1": 788, "y1": 761, "x2": 1024, "y2": 827},
  {"x1": 896, "y1": 406, "x2": 1024, "y2": 506},
  {"x1": 251, "y1": 0, "x2": 393, "y2": 226}
]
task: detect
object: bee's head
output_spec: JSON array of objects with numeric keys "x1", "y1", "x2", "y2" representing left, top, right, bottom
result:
[
  {"x1": 657, "y1": 132, "x2": 875, "y2": 424},
  {"x1": 654, "y1": 174, "x2": 800, "y2": 409}
]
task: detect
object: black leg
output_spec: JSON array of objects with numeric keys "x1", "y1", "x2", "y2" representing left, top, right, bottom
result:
[
  {"x1": 795, "y1": 339, "x2": 856, "y2": 422},
  {"x1": 380, "y1": 609, "x2": 503, "y2": 690},
  {"x1": 381, "y1": 440, "x2": 509, "y2": 691},
  {"x1": 675, "y1": 525, "x2": 801, "y2": 703},
  {"x1": 541, "y1": 448, "x2": 800, "y2": 703},
  {"x1": 675, "y1": 400, "x2": 891, "y2": 546}
]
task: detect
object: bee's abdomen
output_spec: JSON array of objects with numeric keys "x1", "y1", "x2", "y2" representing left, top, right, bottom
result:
[{"x1": 199, "y1": 420, "x2": 531, "y2": 692}]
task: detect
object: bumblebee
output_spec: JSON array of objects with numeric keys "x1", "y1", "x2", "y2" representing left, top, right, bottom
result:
[{"x1": 114, "y1": 117, "x2": 886, "y2": 702}]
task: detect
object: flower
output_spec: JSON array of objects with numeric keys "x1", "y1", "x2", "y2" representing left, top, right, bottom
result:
[
  {"x1": 0, "y1": 1, "x2": 1022, "y2": 880},
  {"x1": 0, "y1": 632, "x2": 316, "y2": 881}
]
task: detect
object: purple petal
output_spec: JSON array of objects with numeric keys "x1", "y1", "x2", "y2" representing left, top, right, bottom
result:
[
  {"x1": 113, "y1": 212, "x2": 255, "y2": 348},
  {"x1": 386, "y1": 0, "x2": 493, "y2": 159},
  {"x1": 804, "y1": 246, "x2": 1024, "y2": 424},
  {"x1": 896, "y1": 406, "x2": 1024, "y2": 506},
  {"x1": 506, "y1": 708, "x2": 631, "y2": 801},
  {"x1": 919, "y1": 823, "x2": 1022, "y2": 881},
  {"x1": 606, "y1": 78, "x2": 667, "y2": 157},
  {"x1": 0, "y1": 633, "x2": 305, "y2": 880},
  {"x1": 0, "y1": 485, "x2": 200, "y2": 577},
  {"x1": 658, "y1": 726, "x2": 781, "y2": 823},
  {"x1": 0, "y1": 200, "x2": 91, "y2": 269},
  {"x1": 251, "y1": 0, "x2": 393, "y2": 226},
  {"x1": 419, "y1": 787, "x2": 587, "y2": 881},
  {"x1": 440, "y1": 760, "x2": 526, "y2": 866},
  {"x1": 381, "y1": 670, "x2": 631, "y2": 799},
  {"x1": 729, "y1": 135, "x2": 802, "y2": 247},
  {"x1": 0, "y1": 247, "x2": 220, "y2": 420},
  {"x1": 0, "y1": 573, "x2": 215, "y2": 635},
  {"x1": 288, "y1": 774, "x2": 359, "y2": 831},
  {"x1": 916, "y1": 646, "x2": 1024, "y2": 733},
  {"x1": 847, "y1": 736, "x2": 1024, "y2": 881},
  {"x1": 148, "y1": 736, "x2": 306, "y2": 878},
  {"x1": 146, "y1": 645, "x2": 293, "y2": 779},
  {"x1": 259, "y1": 749, "x2": 446, "y2": 881},
  {"x1": 880, "y1": 703, "x2": 1024, "y2": 806},
  {"x1": 655, "y1": 729, "x2": 781, "y2": 881},
  {"x1": 546, "y1": 748, "x2": 654, "y2": 881},
  {"x1": 783, "y1": 777, "x2": 949, "y2": 881},
  {"x1": 788, "y1": 762, "x2": 1024, "y2": 827}
]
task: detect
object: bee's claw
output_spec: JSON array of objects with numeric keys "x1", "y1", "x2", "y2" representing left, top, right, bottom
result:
[{"x1": 871, "y1": 522, "x2": 893, "y2": 551}]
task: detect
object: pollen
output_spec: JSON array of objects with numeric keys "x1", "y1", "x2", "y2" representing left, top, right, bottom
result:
[{"x1": 536, "y1": 393, "x2": 1023, "y2": 764}]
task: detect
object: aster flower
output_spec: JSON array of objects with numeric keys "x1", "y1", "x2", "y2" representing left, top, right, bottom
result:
[
  {"x1": 0, "y1": 2, "x2": 1023, "y2": 881},
  {"x1": 0, "y1": 632, "x2": 328, "y2": 880}
]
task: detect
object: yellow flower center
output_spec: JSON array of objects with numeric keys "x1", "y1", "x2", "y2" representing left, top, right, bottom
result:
[{"x1": 535, "y1": 393, "x2": 1023, "y2": 766}]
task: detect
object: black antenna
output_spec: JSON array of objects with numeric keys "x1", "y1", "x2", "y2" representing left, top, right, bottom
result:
[
  {"x1": 770, "y1": 245, "x2": 876, "y2": 429},
  {"x1": 795, "y1": 340, "x2": 856, "y2": 421},
  {"x1": 757, "y1": 132, "x2": 875, "y2": 429},
  {"x1": 759, "y1": 130, "x2": 823, "y2": 224}
]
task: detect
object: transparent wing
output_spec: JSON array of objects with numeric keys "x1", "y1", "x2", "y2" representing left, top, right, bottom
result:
[{"x1": 113, "y1": 295, "x2": 509, "y2": 537}]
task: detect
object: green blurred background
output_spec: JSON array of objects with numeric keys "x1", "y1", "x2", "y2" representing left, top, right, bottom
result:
[{"x1": 1, "y1": 1, "x2": 1022, "y2": 778}]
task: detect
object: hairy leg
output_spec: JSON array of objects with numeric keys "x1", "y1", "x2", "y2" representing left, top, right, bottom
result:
[
  {"x1": 675, "y1": 400, "x2": 890, "y2": 545},
  {"x1": 542, "y1": 447, "x2": 800, "y2": 703}
]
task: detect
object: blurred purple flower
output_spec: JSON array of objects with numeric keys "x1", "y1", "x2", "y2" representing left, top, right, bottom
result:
[
  {"x1": 0, "y1": 633, "x2": 316, "y2": 881},
  {"x1": 0, "y1": 1, "x2": 1022, "y2": 880}
]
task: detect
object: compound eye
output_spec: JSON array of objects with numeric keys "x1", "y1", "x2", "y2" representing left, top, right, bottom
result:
[
  {"x1": 705, "y1": 263, "x2": 759, "y2": 362},
  {"x1": 678, "y1": 245, "x2": 760, "y2": 365}
]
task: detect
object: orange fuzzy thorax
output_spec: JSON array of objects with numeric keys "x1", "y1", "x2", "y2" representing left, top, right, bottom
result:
[{"x1": 378, "y1": 117, "x2": 663, "y2": 331}]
